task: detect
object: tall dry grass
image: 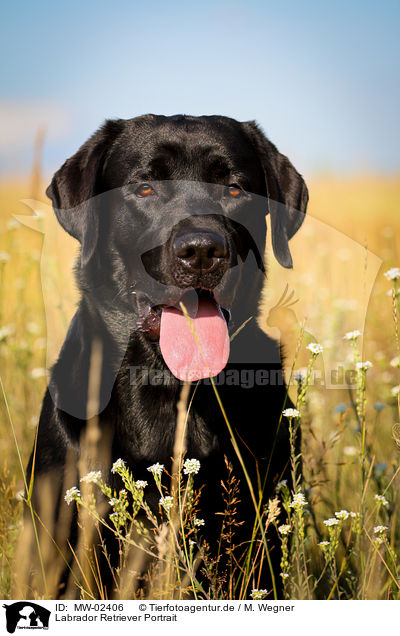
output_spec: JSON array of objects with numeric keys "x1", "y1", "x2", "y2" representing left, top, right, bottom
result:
[{"x1": 0, "y1": 170, "x2": 399, "y2": 599}]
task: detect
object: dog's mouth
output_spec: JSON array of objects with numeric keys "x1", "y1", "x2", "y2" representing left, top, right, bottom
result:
[{"x1": 138, "y1": 289, "x2": 231, "y2": 381}]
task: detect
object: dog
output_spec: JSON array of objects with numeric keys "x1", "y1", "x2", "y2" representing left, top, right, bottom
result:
[{"x1": 25, "y1": 114, "x2": 308, "y2": 598}]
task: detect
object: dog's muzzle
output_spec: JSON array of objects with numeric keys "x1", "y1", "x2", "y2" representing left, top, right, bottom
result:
[{"x1": 172, "y1": 229, "x2": 229, "y2": 289}]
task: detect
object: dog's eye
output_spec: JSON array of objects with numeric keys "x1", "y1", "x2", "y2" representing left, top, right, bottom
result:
[
  {"x1": 135, "y1": 184, "x2": 154, "y2": 198},
  {"x1": 228, "y1": 185, "x2": 242, "y2": 198}
]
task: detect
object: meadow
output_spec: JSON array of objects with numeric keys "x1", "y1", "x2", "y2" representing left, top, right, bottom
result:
[{"x1": 0, "y1": 173, "x2": 399, "y2": 600}]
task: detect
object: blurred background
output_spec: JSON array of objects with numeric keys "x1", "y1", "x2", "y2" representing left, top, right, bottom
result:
[
  {"x1": 1, "y1": 0, "x2": 400, "y2": 177},
  {"x1": 1, "y1": 0, "x2": 400, "y2": 599}
]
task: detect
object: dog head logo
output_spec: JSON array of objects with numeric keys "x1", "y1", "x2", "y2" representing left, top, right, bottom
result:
[{"x1": 2, "y1": 602, "x2": 50, "y2": 633}]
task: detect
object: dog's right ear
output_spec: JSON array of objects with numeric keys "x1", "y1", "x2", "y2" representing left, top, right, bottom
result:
[{"x1": 46, "y1": 119, "x2": 124, "y2": 265}]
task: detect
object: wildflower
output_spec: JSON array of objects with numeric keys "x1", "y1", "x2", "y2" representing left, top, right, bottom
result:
[
  {"x1": 0, "y1": 324, "x2": 15, "y2": 341},
  {"x1": 344, "y1": 446, "x2": 358, "y2": 457},
  {"x1": 183, "y1": 458, "x2": 200, "y2": 475},
  {"x1": 64, "y1": 487, "x2": 80, "y2": 505},
  {"x1": 266, "y1": 497, "x2": 281, "y2": 524},
  {"x1": 374, "y1": 536, "x2": 384, "y2": 545},
  {"x1": 193, "y1": 518, "x2": 205, "y2": 527},
  {"x1": 343, "y1": 330, "x2": 361, "y2": 341},
  {"x1": 280, "y1": 573, "x2": 289, "y2": 579},
  {"x1": 108, "y1": 498, "x2": 119, "y2": 506},
  {"x1": 147, "y1": 462, "x2": 164, "y2": 476},
  {"x1": 15, "y1": 490, "x2": 25, "y2": 501},
  {"x1": 111, "y1": 458, "x2": 126, "y2": 474},
  {"x1": 350, "y1": 511, "x2": 360, "y2": 518},
  {"x1": 335, "y1": 510, "x2": 350, "y2": 520},
  {"x1": 323, "y1": 518, "x2": 339, "y2": 526},
  {"x1": 282, "y1": 408, "x2": 300, "y2": 418},
  {"x1": 318, "y1": 541, "x2": 330, "y2": 547},
  {"x1": 27, "y1": 322, "x2": 40, "y2": 334},
  {"x1": 373, "y1": 402, "x2": 386, "y2": 412},
  {"x1": 373, "y1": 525, "x2": 388, "y2": 534},
  {"x1": 80, "y1": 470, "x2": 102, "y2": 484},
  {"x1": 384, "y1": 267, "x2": 400, "y2": 281},
  {"x1": 276, "y1": 479, "x2": 288, "y2": 491},
  {"x1": 382, "y1": 226, "x2": 394, "y2": 238},
  {"x1": 390, "y1": 356, "x2": 400, "y2": 368},
  {"x1": 356, "y1": 361, "x2": 373, "y2": 371},
  {"x1": 391, "y1": 385, "x2": 400, "y2": 397},
  {"x1": 29, "y1": 368, "x2": 47, "y2": 379},
  {"x1": 159, "y1": 496, "x2": 174, "y2": 511},
  {"x1": 374, "y1": 494, "x2": 389, "y2": 507},
  {"x1": 334, "y1": 403, "x2": 347, "y2": 414},
  {"x1": 290, "y1": 492, "x2": 307, "y2": 509},
  {"x1": 250, "y1": 589, "x2": 269, "y2": 599},
  {"x1": 0, "y1": 251, "x2": 10, "y2": 262},
  {"x1": 278, "y1": 524, "x2": 291, "y2": 536},
  {"x1": 306, "y1": 343, "x2": 323, "y2": 355},
  {"x1": 294, "y1": 368, "x2": 307, "y2": 382},
  {"x1": 135, "y1": 480, "x2": 148, "y2": 489}
]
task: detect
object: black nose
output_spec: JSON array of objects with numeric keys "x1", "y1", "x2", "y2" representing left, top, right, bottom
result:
[{"x1": 173, "y1": 231, "x2": 227, "y2": 273}]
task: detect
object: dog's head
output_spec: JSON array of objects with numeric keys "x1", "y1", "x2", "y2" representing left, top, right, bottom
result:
[{"x1": 47, "y1": 114, "x2": 308, "y2": 380}]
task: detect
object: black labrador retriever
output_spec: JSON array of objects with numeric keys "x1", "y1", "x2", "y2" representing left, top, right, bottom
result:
[{"x1": 25, "y1": 114, "x2": 308, "y2": 598}]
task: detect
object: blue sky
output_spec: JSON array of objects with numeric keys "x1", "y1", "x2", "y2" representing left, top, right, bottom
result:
[{"x1": 1, "y1": 0, "x2": 399, "y2": 177}]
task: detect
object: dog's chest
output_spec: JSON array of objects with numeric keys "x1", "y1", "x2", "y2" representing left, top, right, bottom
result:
[{"x1": 114, "y1": 381, "x2": 220, "y2": 464}]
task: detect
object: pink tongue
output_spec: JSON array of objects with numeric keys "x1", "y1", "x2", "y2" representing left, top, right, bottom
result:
[{"x1": 160, "y1": 296, "x2": 230, "y2": 381}]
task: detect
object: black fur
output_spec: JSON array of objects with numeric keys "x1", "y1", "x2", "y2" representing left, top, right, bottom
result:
[{"x1": 26, "y1": 114, "x2": 308, "y2": 598}]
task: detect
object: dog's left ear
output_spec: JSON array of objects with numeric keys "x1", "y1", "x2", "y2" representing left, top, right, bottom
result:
[
  {"x1": 242, "y1": 120, "x2": 308, "y2": 268},
  {"x1": 46, "y1": 119, "x2": 124, "y2": 265}
]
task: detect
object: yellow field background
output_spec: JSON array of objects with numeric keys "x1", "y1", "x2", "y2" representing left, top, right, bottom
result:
[{"x1": 0, "y1": 174, "x2": 399, "y2": 598}]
